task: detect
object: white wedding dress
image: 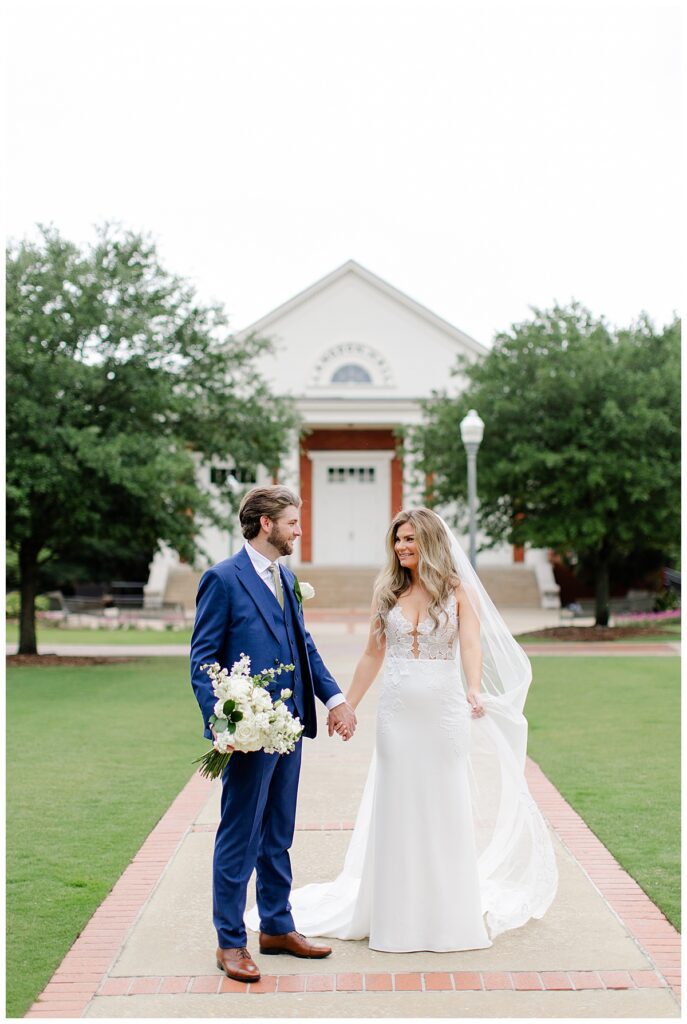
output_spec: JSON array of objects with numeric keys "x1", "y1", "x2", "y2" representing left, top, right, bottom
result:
[{"x1": 247, "y1": 596, "x2": 558, "y2": 952}]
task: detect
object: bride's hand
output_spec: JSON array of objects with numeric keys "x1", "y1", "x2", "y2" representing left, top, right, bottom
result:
[{"x1": 467, "y1": 691, "x2": 485, "y2": 718}]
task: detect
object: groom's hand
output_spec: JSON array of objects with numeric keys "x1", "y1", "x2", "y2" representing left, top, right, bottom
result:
[
  {"x1": 211, "y1": 726, "x2": 234, "y2": 753},
  {"x1": 327, "y1": 702, "x2": 356, "y2": 741}
]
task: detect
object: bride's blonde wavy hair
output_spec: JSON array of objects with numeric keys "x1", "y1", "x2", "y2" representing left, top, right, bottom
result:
[{"x1": 373, "y1": 507, "x2": 461, "y2": 643}]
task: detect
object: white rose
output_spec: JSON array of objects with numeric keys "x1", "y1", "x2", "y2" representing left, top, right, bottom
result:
[
  {"x1": 232, "y1": 719, "x2": 262, "y2": 751},
  {"x1": 300, "y1": 582, "x2": 315, "y2": 600},
  {"x1": 280, "y1": 688, "x2": 292, "y2": 700}
]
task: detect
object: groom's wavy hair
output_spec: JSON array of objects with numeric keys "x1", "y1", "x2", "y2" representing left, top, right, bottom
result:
[
  {"x1": 239, "y1": 485, "x2": 301, "y2": 540},
  {"x1": 373, "y1": 507, "x2": 461, "y2": 644}
]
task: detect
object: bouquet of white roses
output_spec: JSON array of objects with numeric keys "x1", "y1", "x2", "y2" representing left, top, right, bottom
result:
[{"x1": 194, "y1": 654, "x2": 304, "y2": 779}]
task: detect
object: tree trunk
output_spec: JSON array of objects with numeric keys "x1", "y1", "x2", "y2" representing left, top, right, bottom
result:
[
  {"x1": 18, "y1": 541, "x2": 40, "y2": 655},
  {"x1": 594, "y1": 558, "x2": 610, "y2": 627}
]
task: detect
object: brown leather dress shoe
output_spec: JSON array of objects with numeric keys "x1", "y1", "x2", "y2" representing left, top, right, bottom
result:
[
  {"x1": 216, "y1": 946, "x2": 261, "y2": 982},
  {"x1": 259, "y1": 930, "x2": 332, "y2": 958}
]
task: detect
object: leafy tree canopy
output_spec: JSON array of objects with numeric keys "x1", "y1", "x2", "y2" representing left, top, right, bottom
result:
[
  {"x1": 7, "y1": 224, "x2": 299, "y2": 652},
  {"x1": 409, "y1": 302, "x2": 680, "y2": 624}
]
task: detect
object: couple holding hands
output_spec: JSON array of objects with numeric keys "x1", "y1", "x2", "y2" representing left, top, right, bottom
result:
[{"x1": 190, "y1": 485, "x2": 557, "y2": 983}]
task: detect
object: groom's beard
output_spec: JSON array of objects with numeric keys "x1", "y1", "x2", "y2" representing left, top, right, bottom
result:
[{"x1": 267, "y1": 523, "x2": 294, "y2": 557}]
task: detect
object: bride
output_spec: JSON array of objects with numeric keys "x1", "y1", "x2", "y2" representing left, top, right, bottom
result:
[{"x1": 250, "y1": 507, "x2": 558, "y2": 952}]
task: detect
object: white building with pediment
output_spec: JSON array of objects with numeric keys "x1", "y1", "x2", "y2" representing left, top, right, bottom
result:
[{"x1": 145, "y1": 261, "x2": 559, "y2": 610}]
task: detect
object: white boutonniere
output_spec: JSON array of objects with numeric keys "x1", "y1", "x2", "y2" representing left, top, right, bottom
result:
[{"x1": 293, "y1": 579, "x2": 315, "y2": 609}]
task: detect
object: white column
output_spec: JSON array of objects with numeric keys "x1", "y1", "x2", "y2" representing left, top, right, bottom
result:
[
  {"x1": 278, "y1": 429, "x2": 300, "y2": 491},
  {"x1": 143, "y1": 544, "x2": 179, "y2": 608}
]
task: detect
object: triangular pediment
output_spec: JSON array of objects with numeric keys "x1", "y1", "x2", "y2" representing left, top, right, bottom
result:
[{"x1": 238, "y1": 260, "x2": 486, "y2": 357}]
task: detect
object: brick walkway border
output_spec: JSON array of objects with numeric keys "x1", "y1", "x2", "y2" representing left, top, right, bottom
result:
[
  {"x1": 525, "y1": 760, "x2": 681, "y2": 1001},
  {"x1": 26, "y1": 760, "x2": 681, "y2": 1017},
  {"x1": 25, "y1": 772, "x2": 213, "y2": 1019},
  {"x1": 93, "y1": 967, "x2": 668, "y2": 996}
]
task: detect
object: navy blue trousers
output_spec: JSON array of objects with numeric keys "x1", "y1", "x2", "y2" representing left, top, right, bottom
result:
[{"x1": 213, "y1": 742, "x2": 303, "y2": 948}]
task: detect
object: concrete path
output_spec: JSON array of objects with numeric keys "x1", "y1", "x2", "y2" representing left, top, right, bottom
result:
[
  {"x1": 8, "y1": 605, "x2": 680, "y2": 658},
  {"x1": 6, "y1": 640, "x2": 680, "y2": 658},
  {"x1": 25, "y1": 623, "x2": 680, "y2": 1018}
]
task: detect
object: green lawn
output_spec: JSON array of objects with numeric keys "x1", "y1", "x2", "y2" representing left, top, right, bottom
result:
[
  {"x1": 525, "y1": 656, "x2": 680, "y2": 930},
  {"x1": 6, "y1": 657, "x2": 204, "y2": 1018},
  {"x1": 6, "y1": 624, "x2": 193, "y2": 646},
  {"x1": 614, "y1": 625, "x2": 681, "y2": 643}
]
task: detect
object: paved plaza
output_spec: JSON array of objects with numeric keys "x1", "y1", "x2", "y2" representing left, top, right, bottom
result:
[{"x1": 24, "y1": 617, "x2": 680, "y2": 1018}]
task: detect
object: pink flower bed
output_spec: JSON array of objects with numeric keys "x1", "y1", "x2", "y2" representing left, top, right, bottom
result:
[{"x1": 616, "y1": 610, "x2": 681, "y2": 622}]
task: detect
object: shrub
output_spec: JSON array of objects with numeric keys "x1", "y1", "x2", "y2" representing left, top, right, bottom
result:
[
  {"x1": 6, "y1": 592, "x2": 50, "y2": 619},
  {"x1": 653, "y1": 589, "x2": 681, "y2": 613}
]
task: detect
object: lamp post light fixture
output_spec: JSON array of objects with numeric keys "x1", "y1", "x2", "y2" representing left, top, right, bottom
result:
[{"x1": 460, "y1": 409, "x2": 485, "y2": 570}]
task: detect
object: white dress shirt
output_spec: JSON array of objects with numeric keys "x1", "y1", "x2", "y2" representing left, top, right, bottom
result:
[{"x1": 244, "y1": 541, "x2": 345, "y2": 711}]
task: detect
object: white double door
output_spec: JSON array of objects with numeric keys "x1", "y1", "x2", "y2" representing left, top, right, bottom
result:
[{"x1": 311, "y1": 450, "x2": 394, "y2": 565}]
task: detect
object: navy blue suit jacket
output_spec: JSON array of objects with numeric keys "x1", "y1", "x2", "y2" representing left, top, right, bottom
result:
[{"x1": 190, "y1": 546, "x2": 341, "y2": 741}]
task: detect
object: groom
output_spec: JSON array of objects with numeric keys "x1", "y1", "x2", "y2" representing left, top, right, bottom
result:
[{"x1": 190, "y1": 485, "x2": 357, "y2": 982}]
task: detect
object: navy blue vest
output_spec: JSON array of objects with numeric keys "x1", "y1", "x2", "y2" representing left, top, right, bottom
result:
[{"x1": 264, "y1": 584, "x2": 305, "y2": 723}]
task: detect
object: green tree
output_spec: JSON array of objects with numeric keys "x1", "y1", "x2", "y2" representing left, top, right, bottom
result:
[
  {"x1": 7, "y1": 225, "x2": 299, "y2": 654},
  {"x1": 409, "y1": 303, "x2": 680, "y2": 626}
]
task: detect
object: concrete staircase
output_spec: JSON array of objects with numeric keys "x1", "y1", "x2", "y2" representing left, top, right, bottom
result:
[
  {"x1": 164, "y1": 566, "x2": 202, "y2": 612},
  {"x1": 296, "y1": 567, "x2": 380, "y2": 610},
  {"x1": 164, "y1": 564, "x2": 542, "y2": 613},
  {"x1": 163, "y1": 566, "x2": 382, "y2": 612},
  {"x1": 477, "y1": 565, "x2": 542, "y2": 608},
  {"x1": 301, "y1": 565, "x2": 542, "y2": 611}
]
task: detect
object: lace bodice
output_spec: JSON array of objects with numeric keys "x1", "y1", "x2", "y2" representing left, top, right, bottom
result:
[{"x1": 385, "y1": 601, "x2": 458, "y2": 660}]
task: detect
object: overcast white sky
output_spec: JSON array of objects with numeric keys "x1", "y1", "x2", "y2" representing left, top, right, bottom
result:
[{"x1": 6, "y1": 0, "x2": 681, "y2": 346}]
